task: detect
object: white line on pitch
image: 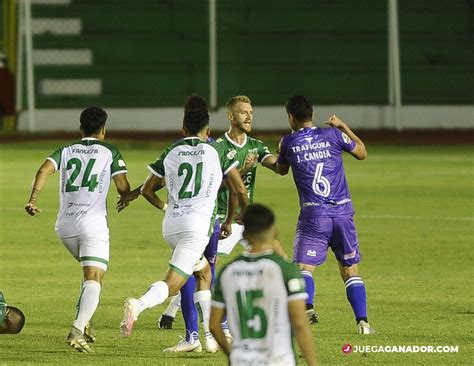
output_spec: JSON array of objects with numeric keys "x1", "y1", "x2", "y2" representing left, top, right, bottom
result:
[{"x1": 3, "y1": 208, "x2": 473, "y2": 222}]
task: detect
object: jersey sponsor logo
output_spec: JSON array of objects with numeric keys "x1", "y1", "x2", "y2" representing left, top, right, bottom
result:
[
  {"x1": 288, "y1": 278, "x2": 304, "y2": 292},
  {"x1": 307, "y1": 249, "x2": 317, "y2": 257},
  {"x1": 343, "y1": 251, "x2": 356, "y2": 260},
  {"x1": 303, "y1": 202, "x2": 321, "y2": 207},
  {"x1": 227, "y1": 149, "x2": 237, "y2": 159},
  {"x1": 291, "y1": 141, "x2": 330, "y2": 153},
  {"x1": 341, "y1": 132, "x2": 352, "y2": 144},
  {"x1": 178, "y1": 150, "x2": 205, "y2": 156},
  {"x1": 71, "y1": 148, "x2": 99, "y2": 154},
  {"x1": 232, "y1": 269, "x2": 263, "y2": 277},
  {"x1": 67, "y1": 202, "x2": 91, "y2": 208}
]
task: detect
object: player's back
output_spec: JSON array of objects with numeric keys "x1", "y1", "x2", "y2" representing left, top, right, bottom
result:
[
  {"x1": 215, "y1": 252, "x2": 307, "y2": 366},
  {"x1": 48, "y1": 138, "x2": 127, "y2": 237},
  {"x1": 279, "y1": 127, "x2": 356, "y2": 218},
  {"x1": 159, "y1": 137, "x2": 224, "y2": 236}
]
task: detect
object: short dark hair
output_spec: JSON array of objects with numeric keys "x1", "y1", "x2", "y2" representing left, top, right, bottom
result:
[
  {"x1": 80, "y1": 106, "x2": 107, "y2": 135},
  {"x1": 243, "y1": 204, "x2": 275, "y2": 236},
  {"x1": 0, "y1": 306, "x2": 25, "y2": 334},
  {"x1": 183, "y1": 95, "x2": 210, "y2": 134},
  {"x1": 285, "y1": 95, "x2": 313, "y2": 122}
]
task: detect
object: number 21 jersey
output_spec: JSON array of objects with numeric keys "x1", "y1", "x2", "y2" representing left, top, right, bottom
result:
[{"x1": 148, "y1": 137, "x2": 238, "y2": 237}]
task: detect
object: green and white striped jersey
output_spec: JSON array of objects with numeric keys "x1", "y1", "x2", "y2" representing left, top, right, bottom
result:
[
  {"x1": 47, "y1": 138, "x2": 127, "y2": 237},
  {"x1": 212, "y1": 251, "x2": 308, "y2": 366},
  {"x1": 213, "y1": 133, "x2": 272, "y2": 220},
  {"x1": 148, "y1": 137, "x2": 238, "y2": 237}
]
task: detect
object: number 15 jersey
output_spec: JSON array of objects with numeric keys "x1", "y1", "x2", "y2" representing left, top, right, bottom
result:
[
  {"x1": 212, "y1": 251, "x2": 308, "y2": 366},
  {"x1": 47, "y1": 138, "x2": 128, "y2": 238},
  {"x1": 148, "y1": 137, "x2": 238, "y2": 237}
]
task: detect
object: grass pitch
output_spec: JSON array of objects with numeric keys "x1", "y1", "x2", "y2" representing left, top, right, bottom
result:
[{"x1": 0, "y1": 139, "x2": 473, "y2": 365}]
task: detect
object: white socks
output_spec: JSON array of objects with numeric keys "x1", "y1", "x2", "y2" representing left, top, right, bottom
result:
[
  {"x1": 138, "y1": 281, "x2": 169, "y2": 314},
  {"x1": 194, "y1": 290, "x2": 211, "y2": 333},
  {"x1": 163, "y1": 294, "x2": 182, "y2": 317},
  {"x1": 73, "y1": 280, "x2": 101, "y2": 332}
]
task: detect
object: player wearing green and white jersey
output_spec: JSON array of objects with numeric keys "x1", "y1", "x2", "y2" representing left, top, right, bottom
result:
[
  {"x1": 210, "y1": 204, "x2": 317, "y2": 366},
  {"x1": 214, "y1": 95, "x2": 278, "y2": 256},
  {"x1": 25, "y1": 106, "x2": 136, "y2": 353},
  {"x1": 148, "y1": 137, "x2": 237, "y2": 238},
  {"x1": 120, "y1": 95, "x2": 248, "y2": 342}
]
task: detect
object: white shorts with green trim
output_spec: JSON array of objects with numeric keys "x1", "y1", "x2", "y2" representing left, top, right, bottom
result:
[
  {"x1": 217, "y1": 223, "x2": 248, "y2": 256},
  {"x1": 164, "y1": 231, "x2": 209, "y2": 277},
  {"x1": 60, "y1": 229, "x2": 109, "y2": 271}
]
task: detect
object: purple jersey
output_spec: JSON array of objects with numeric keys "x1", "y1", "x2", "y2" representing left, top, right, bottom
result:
[{"x1": 278, "y1": 127, "x2": 356, "y2": 218}]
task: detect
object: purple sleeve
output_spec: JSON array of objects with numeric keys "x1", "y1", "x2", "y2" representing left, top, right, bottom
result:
[
  {"x1": 333, "y1": 128, "x2": 356, "y2": 153},
  {"x1": 277, "y1": 136, "x2": 289, "y2": 165}
]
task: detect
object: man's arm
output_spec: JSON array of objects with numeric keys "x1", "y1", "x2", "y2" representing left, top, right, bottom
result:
[
  {"x1": 220, "y1": 179, "x2": 238, "y2": 238},
  {"x1": 113, "y1": 174, "x2": 142, "y2": 212},
  {"x1": 261, "y1": 154, "x2": 290, "y2": 176},
  {"x1": 25, "y1": 160, "x2": 56, "y2": 216},
  {"x1": 325, "y1": 114, "x2": 367, "y2": 160},
  {"x1": 210, "y1": 306, "x2": 231, "y2": 357},
  {"x1": 239, "y1": 152, "x2": 258, "y2": 176},
  {"x1": 140, "y1": 173, "x2": 167, "y2": 211},
  {"x1": 288, "y1": 298, "x2": 318, "y2": 366},
  {"x1": 225, "y1": 167, "x2": 248, "y2": 223}
]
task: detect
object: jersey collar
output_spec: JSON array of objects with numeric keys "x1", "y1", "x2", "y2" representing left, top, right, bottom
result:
[
  {"x1": 225, "y1": 132, "x2": 247, "y2": 148},
  {"x1": 81, "y1": 137, "x2": 100, "y2": 141},
  {"x1": 182, "y1": 136, "x2": 204, "y2": 141},
  {"x1": 242, "y1": 250, "x2": 274, "y2": 258}
]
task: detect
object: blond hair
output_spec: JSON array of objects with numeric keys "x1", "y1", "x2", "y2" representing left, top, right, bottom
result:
[{"x1": 226, "y1": 95, "x2": 252, "y2": 110}]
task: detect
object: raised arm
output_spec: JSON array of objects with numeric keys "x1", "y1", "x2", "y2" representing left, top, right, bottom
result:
[
  {"x1": 325, "y1": 114, "x2": 367, "y2": 160},
  {"x1": 25, "y1": 159, "x2": 56, "y2": 216},
  {"x1": 261, "y1": 154, "x2": 290, "y2": 176},
  {"x1": 140, "y1": 173, "x2": 167, "y2": 212},
  {"x1": 288, "y1": 298, "x2": 318, "y2": 366}
]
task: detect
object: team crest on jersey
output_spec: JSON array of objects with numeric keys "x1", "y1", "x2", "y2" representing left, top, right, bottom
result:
[
  {"x1": 307, "y1": 249, "x2": 317, "y2": 257},
  {"x1": 288, "y1": 278, "x2": 304, "y2": 292},
  {"x1": 341, "y1": 132, "x2": 352, "y2": 144},
  {"x1": 227, "y1": 149, "x2": 237, "y2": 159}
]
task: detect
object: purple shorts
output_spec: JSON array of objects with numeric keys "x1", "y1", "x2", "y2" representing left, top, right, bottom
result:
[{"x1": 293, "y1": 216, "x2": 360, "y2": 267}]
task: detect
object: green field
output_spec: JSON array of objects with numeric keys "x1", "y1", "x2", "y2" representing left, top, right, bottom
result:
[{"x1": 0, "y1": 140, "x2": 473, "y2": 365}]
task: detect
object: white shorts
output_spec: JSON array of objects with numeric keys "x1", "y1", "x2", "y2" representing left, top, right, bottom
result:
[
  {"x1": 217, "y1": 223, "x2": 249, "y2": 257},
  {"x1": 60, "y1": 228, "x2": 110, "y2": 271},
  {"x1": 164, "y1": 231, "x2": 210, "y2": 277}
]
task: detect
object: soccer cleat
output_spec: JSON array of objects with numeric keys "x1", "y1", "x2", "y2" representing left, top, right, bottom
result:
[
  {"x1": 84, "y1": 321, "x2": 96, "y2": 343},
  {"x1": 305, "y1": 309, "x2": 320, "y2": 324},
  {"x1": 120, "y1": 297, "x2": 140, "y2": 337},
  {"x1": 163, "y1": 336, "x2": 202, "y2": 353},
  {"x1": 66, "y1": 326, "x2": 94, "y2": 353},
  {"x1": 223, "y1": 329, "x2": 233, "y2": 345},
  {"x1": 158, "y1": 314, "x2": 175, "y2": 329},
  {"x1": 357, "y1": 320, "x2": 376, "y2": 335},
  {"x1": 203, "y1": 331, "x2": 219, "y2": 353}
]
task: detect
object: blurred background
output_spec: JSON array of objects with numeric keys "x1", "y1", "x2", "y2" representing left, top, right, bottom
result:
[{"x1": 0, "y1": 0, "x2": 473, "y2": 134}]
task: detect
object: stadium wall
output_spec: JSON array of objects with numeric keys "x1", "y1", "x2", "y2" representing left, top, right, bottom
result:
[{"x1": 16, "y1": 105, "x2": 474, "y2": 132}]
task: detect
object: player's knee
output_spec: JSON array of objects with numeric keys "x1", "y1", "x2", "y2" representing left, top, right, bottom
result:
[
  {"x1": 83, "y1": 266, "x2": 106, "y2": 282},
  {"x1": 339, "y1": 264, "x2": 358, "y2": 281}
]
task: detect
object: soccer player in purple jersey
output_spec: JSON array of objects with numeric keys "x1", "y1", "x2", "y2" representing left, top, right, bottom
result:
[{"x1": 270, "y1": 95, "x2": 374, "y2": 334}]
